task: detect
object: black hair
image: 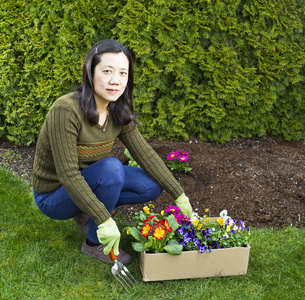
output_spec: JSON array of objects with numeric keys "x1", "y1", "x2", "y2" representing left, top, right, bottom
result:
[{"x1": 75, "y1": 39, "x2": 136, "y2": 125}]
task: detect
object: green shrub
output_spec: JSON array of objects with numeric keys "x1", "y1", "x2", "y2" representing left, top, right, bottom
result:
[
  {"x1": 116, "y1": 0, "x2": 305, "y2": 142},
  {"x1": 0, "y1": 0, "x2": 118, "y2": 145},
  {"x1": 0, "y1": 0, "x2": 304, "y2": 145}
]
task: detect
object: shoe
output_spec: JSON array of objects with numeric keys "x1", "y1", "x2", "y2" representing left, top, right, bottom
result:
[
  {"x1": 81, "y1": 240, "x2": 133, "y2": 265},
  {"x1": 74, "y1": 213, "x2": 89, "y2": 234}
]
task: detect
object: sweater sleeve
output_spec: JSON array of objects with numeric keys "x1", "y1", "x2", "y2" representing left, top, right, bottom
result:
[
  {"x1": 118, "y1": 122, "x2": 184, "y2": 199},
  {"x1": 45, "y1": 106, "x2": 111, "y2": 225}
]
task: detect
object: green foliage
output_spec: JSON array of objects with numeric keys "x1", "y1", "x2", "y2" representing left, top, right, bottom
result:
[
  {"x1": 116, "y1": 0, "x2": 305, "y2": 142},
  {"x1": 124, "y1": 148, "x2": 141, "y2": 167},
  {"x1": 0, "y1": 0, "x2": 117, "y2": 145},
  {"x1": 0, "y1": 0, "x2": 305, "y2": 145}
]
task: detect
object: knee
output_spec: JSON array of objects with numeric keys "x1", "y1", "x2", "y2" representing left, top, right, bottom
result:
[
  {"x1": 140, "y1": 174, "x2": 163, "y2": 200},
  {"x1": 98, "y1": 158, "x2": 124, "y2": 186},
  {"x1": 151, "y1": 182, "x2": 163, "y2": 199},
  {"x1": 101, "y1": 157, "x2": 123, "y2": 171}
]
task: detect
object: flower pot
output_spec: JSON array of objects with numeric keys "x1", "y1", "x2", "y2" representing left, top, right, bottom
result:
[{"x1": 139, "y1": 245, "x2": 251, "y2": 281}]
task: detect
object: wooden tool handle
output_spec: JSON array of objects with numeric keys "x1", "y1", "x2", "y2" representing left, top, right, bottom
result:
[{"x1": 109, "y1": 248, "x2": 118, "y2": 261}]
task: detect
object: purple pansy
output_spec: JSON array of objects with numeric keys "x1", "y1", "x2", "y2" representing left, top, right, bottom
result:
[{"x1": 198, "y1": 244, "x2": 206, "y2": 253}]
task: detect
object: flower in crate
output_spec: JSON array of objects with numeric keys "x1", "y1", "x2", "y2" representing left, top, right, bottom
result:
[
  {"x1": 143, "y1": 206, "x2": 150, "y2": 214},
  {"x1": 166, "y1": 149, "x2": 192, "y2": 173},
  {"x1": 219, "y1": 209, "x2": 228, "y2": 218},
  {"x1": 153, "y1": 225, "x2": 166, "y2": 240},
  {"x1": 125, "y1": 206, "x2": 250, "y2": 255},
  {"x1": 125, "y1": 206, "x2": 183, "y2": 255},
  {"x1": 141, "y1": 223, "x2": 152, "y2": 238},
  {"x1": 164, "y1": 205, "x2": 180, "y2": 214}
]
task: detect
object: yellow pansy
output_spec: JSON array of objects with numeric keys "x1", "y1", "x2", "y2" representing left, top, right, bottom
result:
[
  {"x1": 143, "y1": 206, "x2": 150, "y2": 214},
  {"x1": 192, "y1": 220, "x2": 199, "y2": 226},
  {"x1": 217, "y1": 218, "x2": 225, "y2": 226}
]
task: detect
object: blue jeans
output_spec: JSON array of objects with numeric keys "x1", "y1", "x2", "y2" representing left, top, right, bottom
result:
[{"x1": 33, "y1": 157, "x2": 162, "y2": 244}]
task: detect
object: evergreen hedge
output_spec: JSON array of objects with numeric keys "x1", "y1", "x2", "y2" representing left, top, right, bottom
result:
[{"x1": 0, "y1": 0, "x2": 304, "y2": 145}]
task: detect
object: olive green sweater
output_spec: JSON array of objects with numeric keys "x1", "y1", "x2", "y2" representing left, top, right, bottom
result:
[{"x1": 33, "y1": 93, "x2": 184, "y2": 225}]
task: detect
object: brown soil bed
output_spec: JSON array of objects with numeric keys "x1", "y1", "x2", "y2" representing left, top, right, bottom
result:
[{"x1": 1, "y1": 136, "x2": 304, "y2": 228}]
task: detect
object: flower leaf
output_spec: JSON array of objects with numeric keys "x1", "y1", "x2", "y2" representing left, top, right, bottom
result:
[
  {"x1": 163, "y1": 243, "x2": 183, "y2": 255},
  {"x1": 126, "y1": 227, "x2": 146, "y2": 242},
  {"x1": 132, "y1": 242, "x2": 146, "y2": 252},
  {"x1": 144, "y1": 236, "x2": 158, "y2": 250},
  {"x1": 166, "y1": 239, "x2": 180, "y2": 245},
  {"x1": 166, "y1": 214, "x2": 180, "y2": 232}
]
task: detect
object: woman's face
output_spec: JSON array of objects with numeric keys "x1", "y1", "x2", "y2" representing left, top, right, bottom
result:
[{"x1": 93, "y1": 52, "x2": 129, "y2": 112}]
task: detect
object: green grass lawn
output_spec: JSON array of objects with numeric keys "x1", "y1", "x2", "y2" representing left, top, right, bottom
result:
[{"x1": 1, "y1": 167, "x2": 304, "y2": 300}]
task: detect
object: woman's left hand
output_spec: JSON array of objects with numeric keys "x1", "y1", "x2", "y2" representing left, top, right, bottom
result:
[{"x1": 175, "y1": 193, "x2": 193, "y2": 218}]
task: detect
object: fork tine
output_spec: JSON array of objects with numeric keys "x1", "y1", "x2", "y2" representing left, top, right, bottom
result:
[
  {"x1": 111, "y1": 263, "x2": 133, "y2": 292},
  {"x1": 121, "y1": 265, "x2": 136, "y2": 283},
  {"x1": 117, "y1": 262, "x2": 136, "y2": 284},
  {"x1": 120, "y1": 268, "x2": 135, "y2": 286},
  {"x1": 118, "y1": 270, "x2": 133, "y2": 288},
  {"x1": 113, "y1": 273, "x2": 130, "y2": 292}
]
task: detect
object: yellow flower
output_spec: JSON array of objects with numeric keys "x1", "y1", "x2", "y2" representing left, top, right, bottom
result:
[
  {"x1": 149, "y1": 204, "x2": 155, "y2": 208},
  {"x1": 205, "y1": 208, "x2": 209, "y2": 212},
  {"x1": 197, "y1": 224, "x2": 203, "y2": 230},
  {"x1": 192, "y1": 220, "x2": 199, "y2": 226},
  {"x1": 153, "y1": 226, "x2": 166, "y2": 240},
  {"x1": 226, "y1": 225, "x2": 231, "y2": 232},
  {"x1": 217, "y1": 218, "x2": 225, "y2": 226},
  {"x1": 143, "y1": 206, "x2": 150, "y2": 214},
  {"x1": 141, "y1": 223, "x2": 152, "y2": 238},
  {"x1": 161, "y1": 210, "x2": 164, "y2": 217},
  {"x1": 203, "y1": 217, "x2": 210, "y2": 223}
]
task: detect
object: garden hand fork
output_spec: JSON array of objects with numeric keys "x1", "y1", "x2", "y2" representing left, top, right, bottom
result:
[{"x1": 109, "y1": 248, "x2": 136, "y2": 292}]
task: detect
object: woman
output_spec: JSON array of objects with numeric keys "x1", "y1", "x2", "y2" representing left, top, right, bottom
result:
[{"x1": 33, "y1": 39, "x2": 192, "y2": 265}]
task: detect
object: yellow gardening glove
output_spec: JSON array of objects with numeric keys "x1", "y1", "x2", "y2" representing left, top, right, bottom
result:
[
  {"x1": 96, "y1": 218, "x2": 120, "y2": 256},
  {"x1": 175, "y1": 193, "x2": 193, "y2": 218}
]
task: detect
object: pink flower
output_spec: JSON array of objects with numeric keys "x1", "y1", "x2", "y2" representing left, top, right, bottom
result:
[
  {"x1": 181, "y1": 214, "x2": 190, "y2": 222},
  {"x1": 167, "y1": 152, "x2": 178, "y2": 161},
  {"x1": 165, "y1": 205, "x2": 181, "y2": 214},
  {"x1": 174, "y1": 213, "x2": 190, "y2": 224},
  {"x1": 173, "y1": 213, "x2": 183, "y2": 224},
  {"x1": 177, "y1": 149, "x2": 189, "y2": 156},
  {"x1": 178, "y1": 155, "x2": 189, "y2": 162}
]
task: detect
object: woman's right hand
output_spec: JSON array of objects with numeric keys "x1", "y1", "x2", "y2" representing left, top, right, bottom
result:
[{"x1": 96, "y1": 218, "x2": 120, "y2": 256}]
